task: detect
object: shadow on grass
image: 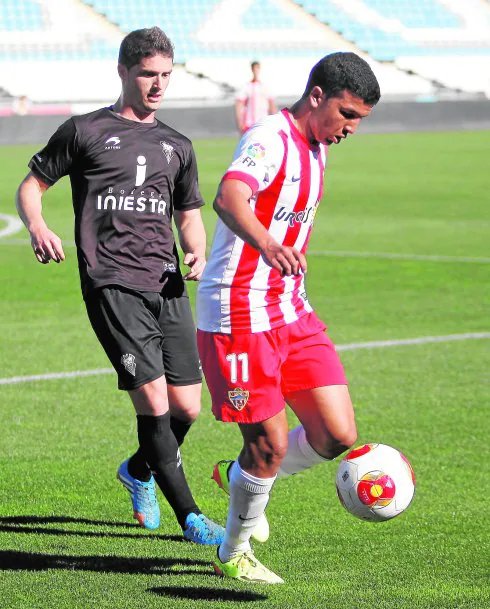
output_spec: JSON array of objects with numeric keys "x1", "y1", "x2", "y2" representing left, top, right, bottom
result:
[
  {"x1": 0, "y1": 515, "x2": 183, "y2": 542},
  {"x1": 0, "y1": 550, "x2": 208, "y2": 576},
  {"x1": 0, "y1": 515, "x2": 140, "y2": 528},
  {"x1": 150, "y1": 586, "x2": 267, "y2": 602}
]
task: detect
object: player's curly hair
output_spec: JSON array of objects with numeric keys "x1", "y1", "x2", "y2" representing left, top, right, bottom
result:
[
  {"x1": 118, "y1": 27, "x2": 174, "y2": 69},
  {"x1": 303, "y1": 52, "x2": 381, "y2": 105}
]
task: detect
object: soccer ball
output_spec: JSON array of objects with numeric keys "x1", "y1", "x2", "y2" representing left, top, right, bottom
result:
[{"x1": 335, "y1": 443, "x2": 416, "y2": 522}]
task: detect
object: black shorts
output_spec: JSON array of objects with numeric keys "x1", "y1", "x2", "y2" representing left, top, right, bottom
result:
[{"x1": 85, "y1": 280, "x2": 202, "y2": 391}]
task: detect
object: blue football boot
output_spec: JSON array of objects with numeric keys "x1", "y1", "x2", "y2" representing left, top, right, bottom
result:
[
  {"x1": 183, "y1": 513, "x2": 225, "y2": 545},
  {"x1": 117, "y1": 459, "x2": 160, "y2": 530}
]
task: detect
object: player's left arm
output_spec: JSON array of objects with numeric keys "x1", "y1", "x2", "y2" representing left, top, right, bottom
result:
[
  {"x1": 174, "y1": 208, "x2": 206, "y2": 281},
  {"x1": 173, "y1": 142, "x2": 207, "y2": 280}
]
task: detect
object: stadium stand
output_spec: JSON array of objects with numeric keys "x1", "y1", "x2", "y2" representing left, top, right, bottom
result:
[
  {"x1": 362, "y1": 0, "x2": 461, "y2": 28},
  {"x1": 0, "y1": 0, "x2": 489, "y2": 111},
  {"x1": 295, "y1": 0, "x2": 490, "y2": 92},
  {"x1": 0, "y1": 0, "x2": 44, "y2": 31}
]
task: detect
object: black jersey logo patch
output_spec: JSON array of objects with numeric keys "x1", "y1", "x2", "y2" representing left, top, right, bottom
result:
[
  {"x1": 160, "y1": 141, "x2": 174, "y2": 164},
  {"x1": 105, "y1": 136, "x2": 121, "y2": 150}
]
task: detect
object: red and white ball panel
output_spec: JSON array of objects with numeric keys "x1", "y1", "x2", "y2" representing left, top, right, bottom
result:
[{"x1": 336, "y1": 443, "x2": 416, "y2": 522}]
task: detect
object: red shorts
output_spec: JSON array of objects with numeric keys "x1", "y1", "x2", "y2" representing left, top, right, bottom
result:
[{"x1": 197, "y1": 312, "x2": 347, "y2": 423}]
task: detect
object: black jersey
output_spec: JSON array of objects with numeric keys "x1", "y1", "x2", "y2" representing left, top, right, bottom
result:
[{"x1": 28, "y1": 107, "x2": 204, "y2": 296}]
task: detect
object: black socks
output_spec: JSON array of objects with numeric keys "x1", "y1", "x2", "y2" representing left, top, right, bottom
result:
[
  {"x1": 127, "y1": 448, "x2": 151, "y2": 482},
  {"x1": 128, "y1": 415, "x2": 192, "y2": 482},
  {"x1": 134, "y1": 412, "x2": 199, "y2": 529},
  {"x1": 169, "y1": 415, "x2": 193, "y2": 446},
  {"x1": 128, "y1": 415, "x2": 193, "y2": 478}
]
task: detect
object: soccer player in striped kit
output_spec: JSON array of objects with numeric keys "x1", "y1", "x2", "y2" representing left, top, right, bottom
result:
[
  {"x1": 235, "y1": 61, "x2": 277, "y2": 134},
  {"x1": 197, "y1": 52, "x2": 381, "y2": 583}
]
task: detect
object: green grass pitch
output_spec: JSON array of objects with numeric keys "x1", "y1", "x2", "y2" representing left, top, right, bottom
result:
[{"x1": 0, "y1": 130, "x2": 489, "y2": 608}]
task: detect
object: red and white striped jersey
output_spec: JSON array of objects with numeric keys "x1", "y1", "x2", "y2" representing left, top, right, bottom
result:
[
  {"x1": 236, "y1": 81, "x2": 273, "y2": 131},
  {"x1": 197, "y1": 109, "x2": 327, "y2": 334}
]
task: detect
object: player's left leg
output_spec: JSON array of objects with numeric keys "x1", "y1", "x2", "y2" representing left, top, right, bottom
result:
[
  {"x1": 167, "y1": 382, "x2": 201, "y2": 446},
  {"x1": 160, "y1": 281, "x2": 202, "y2": 447},
  {"x1": 278, "y1": 311, "x2": 356, "y2": 477},
  {"x1": 214, "y1": 385, "x2": 356, "y2": 483},
  {"x1": 127, "y1": 368, "x2": 200, "y2": 479},
  {"x1": 280, "y1": 384, "x2": 357, "y2": 477}
]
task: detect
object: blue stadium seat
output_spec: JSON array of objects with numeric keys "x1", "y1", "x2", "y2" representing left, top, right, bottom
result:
[
  {"x1": 0, "y1": 0, "x2": 44, "y2": 30},
  {"x1": 0, "y1": 0, "x2": 487, "y2": 65},
  {"x1": 362, "y1": 0, "x2": 460, "y2": 28},
  {"x1": 242, "y1": 0, "x2": 296, "y2": 29},
  {"x1": 84, "y1": 0, "x2": 221, "y2": 62},
  {"x1": 293, "y1": 0, "x2": 487, "y2": 60}
]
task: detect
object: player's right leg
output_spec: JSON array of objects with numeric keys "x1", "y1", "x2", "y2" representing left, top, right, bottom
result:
[
  {"x1": 197, "y1": 328, "x2": 288, "y2": 582},
  {"x1": 212, "y1": 460, "x2": 270, "y2": 543},
  {"x1": 117, "y1": 457, "x2": 160, "y2": 529},
  {"x1": 214, "y1": 549, "x2": 284, "y2": 584},
  {"x1": 213, "y1": 416, "x2": 287, "y2": 583},
  {"x1": 128, "y1": 376, "x2": 223, "y2": 544}
]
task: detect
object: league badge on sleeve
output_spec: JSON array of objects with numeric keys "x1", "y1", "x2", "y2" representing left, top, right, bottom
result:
[
  {"x1": 246, "y1": 143, "x2": 266, "y2": 160},
  {"x1": 237, "y1": 143, "x2": 266, "y2": 168}
]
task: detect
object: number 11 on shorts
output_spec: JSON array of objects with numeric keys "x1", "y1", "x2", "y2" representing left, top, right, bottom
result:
[{"x1": 226, "y1": 352, "x2": 249, "y2": 383}]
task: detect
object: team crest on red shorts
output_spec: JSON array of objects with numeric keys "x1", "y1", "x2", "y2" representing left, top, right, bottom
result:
[{"x1": 227, "y1": 388, "x2": 249, "y2": 411}]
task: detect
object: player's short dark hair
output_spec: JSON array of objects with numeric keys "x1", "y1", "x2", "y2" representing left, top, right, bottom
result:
[
  {"x1": 303, "y1": 52, "x2": 380, "y2": 105},
  {"x1": 251, "y1": 61, "x2": 260, "y2": 69},
  {"x1": 118, "y1": 27, "x2": 174, "y2": 69}
]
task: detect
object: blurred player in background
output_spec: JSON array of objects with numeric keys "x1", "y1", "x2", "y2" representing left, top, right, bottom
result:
[
  {"x1": 235, "y1": 61, "x2": 277, "y2": 134},
  {"x1": 197, "y1": 52, "x2": 381, "y2": 582},
  {"x1": 15, "y1": 26, "x2": 224, "y2": 545}
]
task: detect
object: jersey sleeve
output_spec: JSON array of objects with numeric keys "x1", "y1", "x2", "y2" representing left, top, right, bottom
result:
[
  {"x1": 222, "y1": 124, "x2": 284, "y2": 196},
  {"x1": 28, "y1": 118, "x2": 80, "y2": 186},
  {"x1": 173, "y1": 143, "x2": 205, "y2": 211}
]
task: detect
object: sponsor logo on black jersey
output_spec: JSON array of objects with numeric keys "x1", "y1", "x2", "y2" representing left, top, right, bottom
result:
[
  {"x1": 105, "y1": 136, "x2": 121, "y2": 150},
  {"x1": 96, "y1": 190, "x2": 168, "y2": 216}
]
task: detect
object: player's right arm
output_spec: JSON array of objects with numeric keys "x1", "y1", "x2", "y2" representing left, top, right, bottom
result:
[
  {"x1": 15, "y1": 117, "x2": 78, "y2": 264},
  {"x1": 214, "y1": 179, "x2": 306, "y2": 277},
  {"x1": 214, "y1": 123, "x2": 306, "y2": 276},
  {"x1": 235, "y1": 99, "x2": 246, "y2": 133},
  {"x1": 16, "y1": 172, "x2": 65, "y2": 264}
]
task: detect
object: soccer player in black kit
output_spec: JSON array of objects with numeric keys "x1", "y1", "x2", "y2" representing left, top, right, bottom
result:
[{"x1": 15, "y1": 27, "x2": 225, "y2": 544}]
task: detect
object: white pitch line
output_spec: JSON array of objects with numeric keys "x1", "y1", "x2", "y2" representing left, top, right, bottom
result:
[
  {"x1": 1, "y1": 239, "x2": 489, "y2": 264},
  {"x1": 1, "y1": 332, "x2": 489, "y2": 386},
  {"x1": 336, "y1": 332, "x2": 490, "y2": 351},
  {"x1": 0, "y1": 368, "x2": 114, "y2": 385},
  {"x1": 308, "y1": 250, "x2": 490, "y2": 264},
  {"x1": 0, "y1": 213, "x2": 24, "y2": 239}
]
